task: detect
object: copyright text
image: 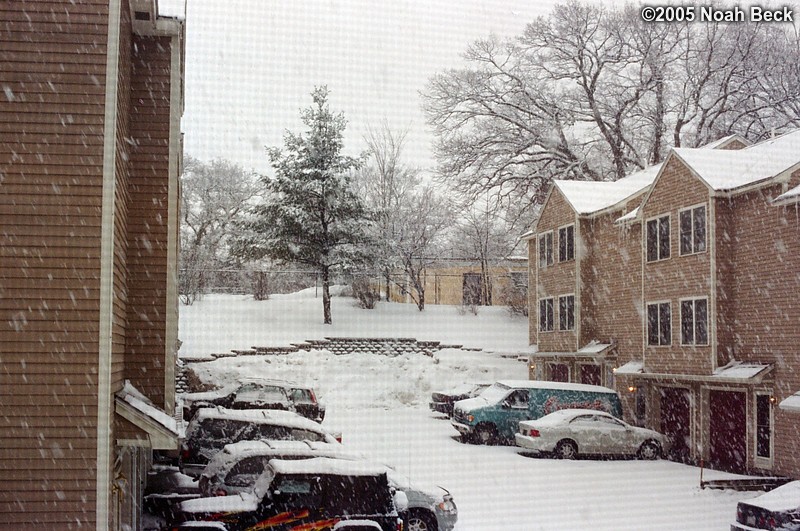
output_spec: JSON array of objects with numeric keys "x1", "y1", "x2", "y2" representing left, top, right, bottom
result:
[{"x1": 640, "y1": 5, "x2": 794, "y2": 23}]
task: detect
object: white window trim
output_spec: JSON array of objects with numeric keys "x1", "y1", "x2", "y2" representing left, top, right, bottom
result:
[
  {"x1": 679, "y1": 296, "x2": 709, "y2": 346},
  {"x1": 678, "y1": 203, "x2": 708, "y2": 257},
  {"x1": 645, "y1": 213, "x2": 672, "y2": 263},
  {"x1": 539, "y1": 297, "x2": 555, "y2": 333},
  {"x1": 558, "y1": 293, "x2": 576, "y2": 331},
  {"x1": 646, "y1": 300, "x2": 672, "y2": 347},
  {"x1": 557, "y1": 223, "x2": 576, "y2": 263},
  {"x1": 538, "y1": 231, "x2": 554, "y2": 268},
  {"x1": 754, "y1": 391, "x2": 774, "y2": 468}
]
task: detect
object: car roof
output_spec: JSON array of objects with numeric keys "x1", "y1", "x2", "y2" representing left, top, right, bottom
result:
[
  {"x1": 496, "y1": 380, "x2": 617, "y2": 394},
  {"x1": 741, "y1": 481, "x2": 800, "y2": 512},
  {"x1": 190, "y1": 407, "x2": 325, "y2": 431},
  {"x1": 203, "y1": 440, "x2": 358, "y2": 478},
  {"x1": 519, "y1": 408, "x2": 614, "y2": 426},
  {"x1": 269, "y1": 457, "x2": 387, "y2": 477}
]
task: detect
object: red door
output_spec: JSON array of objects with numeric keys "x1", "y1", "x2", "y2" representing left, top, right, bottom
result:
[
  {"x1": 579, "y1": 364, "x2": 601, "y2": 386},
  {"x1": 550, "y1": 363, "x2": 569, "y2": 382},
  {"x1": 709, "y1": 390, "x2": 746, "y2": 472},
  {"x1": 660, "y1": 387, "x2": 691, "y2": 462}
]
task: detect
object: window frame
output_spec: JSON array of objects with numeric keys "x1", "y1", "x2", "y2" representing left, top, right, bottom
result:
[
  {"x1": 754, "y1": 392, "x2": 774, "y2": 465},
  {"x1": 538, "y1": 231, "x2": 554, "y2": 269},
  {"x1": 679, "y1": 204, "x2": 707, "y2": 256},
  {"x1": 645, "y1": 214, "x2": 671, "y2": 263},
  {"x1": 558, "y1": 223, "x2": 575, "y2": 263},
  {"x1": 679, "y1": 297, "x2": 709, "y2": 346},
  {"x1": 646, "y1": 300, "x2": 671, "y2": 346},
  {"x1": 558, "y1": 294, "x2": 575, "y2": 331},
  {"x1": 539, "y1": 297, "x2": 554, "y2": 333}
]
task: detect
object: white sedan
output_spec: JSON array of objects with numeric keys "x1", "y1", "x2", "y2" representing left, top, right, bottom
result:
[{"x1": 515, "y1": 408, "x2": 670, "y2": 460}]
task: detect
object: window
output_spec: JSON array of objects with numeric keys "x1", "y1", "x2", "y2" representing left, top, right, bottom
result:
[
  {"x1": 539, "y1": 298, "x2": 554, "y2": 332},
  {"x1": 680, "y1": 298, "x2": 708, "y2": 345},
  {"x1": 558, "y1": 225, "x2": 575, "y2": 262},
  {"x1": 679, "y1": 205, "x2": 706, "y2": 255},
  {"x1": 647, "y1": 302, "x2": 671, "y2": 346},
  {"x1": 538, "y1": 232, "x2": 553, "y2": 268},
  {"x1": 646, "y1": 215, "x2": 670, "y2": 262},
  {"x1": 559, "y1": 295, "x2": 575, "y2": 331}
]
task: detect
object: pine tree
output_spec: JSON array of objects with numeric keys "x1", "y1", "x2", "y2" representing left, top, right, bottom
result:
[{"x1": 235, "y1": 86, "x2": 370, "y2": 324}]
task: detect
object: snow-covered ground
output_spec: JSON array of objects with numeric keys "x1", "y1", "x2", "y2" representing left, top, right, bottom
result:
[{"x1": 179, "y1": 290, "x2": 755, "y2": 530}]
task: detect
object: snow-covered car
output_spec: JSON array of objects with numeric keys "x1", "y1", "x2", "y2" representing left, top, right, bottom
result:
[
  {"x1": 179, "y1": 408, "x2": 341, "y2": 477},
  {"x1": 172, "y1": 457, "x2": 405, "y2": 531},
  {"x1": 181, "y1": 379, "x2": 326, "y2": 423},
  {"x1": 731, "y1": 480, "x2": 800, "y2": 531},
  {"x1": 198, "y1": 440, "x2": 458, "y2": 531},
  {"x1": 198, "y1": 440, "x2": 361, "y2": 496},
  {"x1": 429, "y1": 383, "x2": 490, "y2": 417},
  {"x1": 514, "y1": 408, "x2": 670, "y2": 460}
]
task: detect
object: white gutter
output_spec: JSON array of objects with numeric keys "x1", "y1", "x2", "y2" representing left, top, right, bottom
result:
[{"x1": 97, "y1": 0, "x2": 121, "y2": 527}]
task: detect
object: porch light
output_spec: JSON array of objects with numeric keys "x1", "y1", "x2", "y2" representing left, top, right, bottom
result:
[
  {"x1": 628, "y1": 385, "x2": 637, "y2": 393},
  {"x1": 769, "y1": 395, "x2": 777, "y2": 404}
]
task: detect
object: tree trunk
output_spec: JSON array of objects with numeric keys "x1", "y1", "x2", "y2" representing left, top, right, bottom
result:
[
  {"x1": 321, "y1": 266, "x2": 332, "y2": 324},
  {"x1": 384, "y1": 270, "x2": 391, "y2": 302}
]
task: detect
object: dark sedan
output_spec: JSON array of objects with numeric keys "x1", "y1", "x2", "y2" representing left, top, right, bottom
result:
[{"x1": 429, "y1": 383, "x2": 490, "y2": 417}]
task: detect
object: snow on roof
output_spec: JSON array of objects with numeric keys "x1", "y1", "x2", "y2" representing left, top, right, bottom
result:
[
  {"x1": 269, "y1": 457, "x2": 387, "y2": 477},
  {"x1": 497, "y1": 380, "x2": 617, "y2": 394},
  {"x1": 554, "y1": 163, "x2": 662, "y2": 215},
  {"x1": 699, "y1": 133, "x2": 748, "y2": 150},
  {"x1": 741, "y1": 481, "x2": 800, "y2": 512},
  {"x1": 614, "y1": 206, "x2": 639, "y2": 224},
  {"x1": 773, "y1": 183, "x2": 800, "y2": 206},
  {"x1": 519, "y1": 408, "x2": 615, "y2": 427},
  {"x1": 779, "y1": 392, "x2": 800, "y2": 413},
  {"x1": 577, "y1": 340, "x2": 613, "y2": 354},
  {"x1": 712, "y1": 361, "x2": 771, "y2": 380},
  {"x1": 614, "y1": 361, "x2": 644, "y2": 375},
  {"x1": 672, "y1": 129, "x2": 800, "y2": 192},
  {"x1": 203, "y1": 440, "x2": 360, "y2": 479},
  {"x1": 158, "y1": 0, "x2": 186, "y2": 19},
  {"x1": 190, "y1": 407, "x2": 327, "y2": 433},
  {"x1": 118, "y1": 380, "x2": 180, "y2": 436}
]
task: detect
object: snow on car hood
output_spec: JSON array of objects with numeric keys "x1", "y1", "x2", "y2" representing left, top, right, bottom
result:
[
  {"x1": 744, "y1": 481, "x2": 800, "y2": 512},
  {"x1": 454, "y1": 396, "x2": 489, "y2": 412}
]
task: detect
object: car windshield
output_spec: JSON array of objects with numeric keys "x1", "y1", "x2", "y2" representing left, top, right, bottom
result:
[
  {"x1": 290, "y1": 388, "x2": 315, "y2": 404},
  {"x1": 479, "y1": 383, "x2": 512, "y2": 404}
]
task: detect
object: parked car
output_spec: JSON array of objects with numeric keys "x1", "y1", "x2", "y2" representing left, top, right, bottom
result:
[
  {"x1": 179, "y1": 408, "x2": 341, "y2": 477},
  {"x1": 429, "y1": 383, "x2": 490, "y2": 417},
  {"x1": 198, "y1": 440, "x2": 457, "y2": 531},
  {"x1": 171, "y1": 457, "x2": 406, "y2": 531},
  {"x1": 514, "y1": 408, "x2": 670, "y2": 460},
  {"x1": 731, "y1": 480, "x2": 800, "y2": 531},
  {"x1": 199, "y1": 440, "x2": 362, "y2": 497},
  {"x1": 182, "y1": 379, "x2": 326, "y2": 423},
  {"x1": 451, "y1": 380, "x2": 623, "y2": 444}
]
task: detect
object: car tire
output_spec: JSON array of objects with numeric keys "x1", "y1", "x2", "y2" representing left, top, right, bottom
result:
[
  {"x1": 638, "y1": 440, "x2": 661, "y2": 460},
  {"x1": 407, "y1": 509, "x2": 438, "y2": 531},
  {"x1": 474, "y1": 423, "x2": 498, "y2": 445},
  {"x1": 555, "y1": 440, "x2": 578, "y2": 459}
]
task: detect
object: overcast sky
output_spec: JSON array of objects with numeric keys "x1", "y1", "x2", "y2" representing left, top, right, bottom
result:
[{"x1": 181, "y1": 0, "x2": 564, "y2": 176}]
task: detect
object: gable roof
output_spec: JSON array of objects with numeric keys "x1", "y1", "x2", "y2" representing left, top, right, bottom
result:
[
  {"x1": 551, "y1": 134, "x2": 749, "y2": 218},
  {"x1": 671, "y1": 129, "x2": 800, "y2": 192}
]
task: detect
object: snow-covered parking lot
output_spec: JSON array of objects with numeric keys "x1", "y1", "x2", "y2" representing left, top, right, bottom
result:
[{"x1": 179, "y1": 292, "x2": 758, "y2": 530}]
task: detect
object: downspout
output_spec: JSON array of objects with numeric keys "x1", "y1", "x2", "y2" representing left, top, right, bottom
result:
[
  {"x1": 164, "y1": 29, "x2": 184, "y2": 415},
  {"x1": 97, "y1": 0, "x2": 121, "y2": 527}
]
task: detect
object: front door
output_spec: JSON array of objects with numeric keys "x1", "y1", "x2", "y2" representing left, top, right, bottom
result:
[
  {"x1": 579, "y1": 364, "x2": 601, "y2": 386},
  {"x1": 550, "y1": 363, "x2": 569, "y2": 382},
  {"x1": 660, "y1": 387, "x2": 691, "y2": 462},
  {"x1": 709, "y1": 390, "x2": 746, "y2": 472}
]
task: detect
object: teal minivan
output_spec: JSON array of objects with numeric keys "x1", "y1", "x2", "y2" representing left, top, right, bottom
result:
[{"x1": 450, "y1": 380, "x2": 623, "y2": 444}]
